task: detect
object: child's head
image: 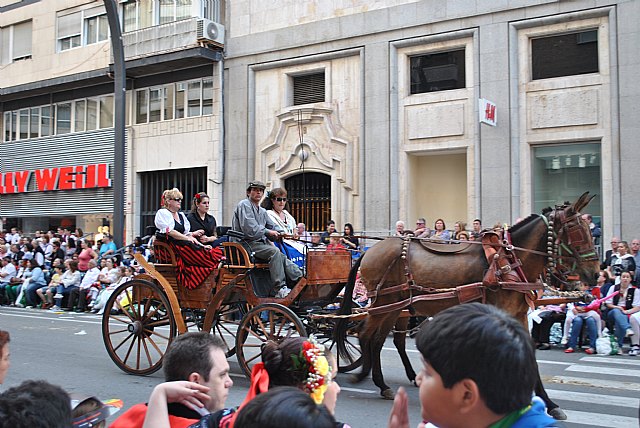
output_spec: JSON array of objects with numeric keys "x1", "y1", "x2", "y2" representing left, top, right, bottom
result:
[
  {"x1": 415, "y1": 303, "x2": 537, "y2": 427},
  {"x1": 329, "y1": 233, "x2": 341, "y2": 246}
]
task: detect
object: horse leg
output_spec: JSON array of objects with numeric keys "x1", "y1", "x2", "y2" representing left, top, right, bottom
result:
[
  {"x1": 350, "y1": 318, "x2": 374, "y2": 383},
  {"x1": 534, "y1": 363, "x2": 566, "y2": 420},
  {"x1": 393, "y1": 317, "x2": 416, "y2": 384},
  {"x1": 371, "y1": 313, "x2": 400, "y2": 399}
]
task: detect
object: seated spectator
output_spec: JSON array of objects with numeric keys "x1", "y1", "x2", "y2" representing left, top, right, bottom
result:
[
  {"x1": 453, "y1": 221, "x2": 467, "y2": 240},
  {"x1": 51, "y1": 260, "x2": 81, "y2": 311},
  {"x1": 341, "y1": 223, "x2": 359, "y2": 251},
  {"x1": 429, "y1": 219, "x2": 451, "y2": 240},
  {"x1": 608, "y1": 241, "x2": 636, "y2": 285},
  {"x1": 530, "y1": 304, "x2": 566, "y2": 350},
  {"x1": 0, "y1": 330, "x2": 9, "y2": 384},
  {"x1": 394, "y1": 221, "x2": 406, "y2": 237},
  {"x1": 605, "y1": 271, "x2": 640, "y2": 353},
  {"x1": 0, "y1": 380, "x2": 72, "y2": 428},
  {"x1": 564, "y1": 282, "x2": 603, "y2": 354},
  {"x1": 387, "y1": 303, "x2": 554, "y2": 428},
  {"x1": 67, "y1": 260, "x2": 101, "y2": 312},
  {"x1": 92, "y1": 266, "x2": 133, "y2": 315},
  {"x1": 310, "y1": 233, "x2": 325, "y2": 249},
  {"x1": 320, "y1": 221, "x2": 336, "y2": 245},
  {"x1": 6, "y1": 256, "x2": 31, "y2": 307},
  {"x1": 0, "y1": 257, "x2": 17, "y2": 304},
  {"x1": 326, "y1": 233, "x2": 347, "y2": 253},
  {"x1": 296, "y1": 223, "x2": 312, "y2": 246},
  {"x1": 39, "y1": 263, "x2": 64, "y2": 309},
  {"x1": 23, "y1": 259, "x2": 48, "y2": 308},
  {"x1": 413, "y1": 218, "x2": 431, "y2": 239},
  {"x1": 98, "y1": 234, "x2": 117, "y2": 261},
  {"x1": 234, "y1": 387, "x2": 336, "y2": 428},
  {"x1": 470, "y1": 218, "x2": 482, "y2": 241},
  {"x1": 112, "y1": 332, "x2": 233, "y2": 428}
]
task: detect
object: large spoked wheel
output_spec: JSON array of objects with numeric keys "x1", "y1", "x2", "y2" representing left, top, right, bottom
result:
[
  {"x1": 316, "y1": 318, "x2": 363, "y2": 373},
  {"x1": 102, "y1": 279, "x2": 176, "y2": 375},
  {"x1": 236, "y1": 303, "x2": 307, "y2": 378},
  {"x1": 209, "y1": 302, "x2": 251, "y2": 358}
]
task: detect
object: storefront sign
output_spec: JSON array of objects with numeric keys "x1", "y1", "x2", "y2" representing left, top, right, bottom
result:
[
  {"x1": 479, "y1": 98, "x2": 497, "y2": 126},
  {"x1": 0, "y1": 163, "x2": 111, "y2": 194}
]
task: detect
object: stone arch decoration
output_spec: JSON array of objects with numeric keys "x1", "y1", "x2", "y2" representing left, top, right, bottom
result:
[{"x1": 260, "y1": 107, "x2": 358, "y2": 193}]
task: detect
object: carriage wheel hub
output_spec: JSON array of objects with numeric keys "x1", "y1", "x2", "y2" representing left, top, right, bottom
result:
[{"x1": 128, "y1": 321, "x2": 143, "y2": 335}]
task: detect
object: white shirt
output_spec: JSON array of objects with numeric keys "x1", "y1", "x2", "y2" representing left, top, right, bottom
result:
[
  {"x1": 80, "y1": 267, "x2": 101, "y2": 290},
  {"x1": 155, "y1": 208, "x2": 191, "y2": 235},
  {"x1": 0, "y1": 263, "x2": 17, "y2": 284}
]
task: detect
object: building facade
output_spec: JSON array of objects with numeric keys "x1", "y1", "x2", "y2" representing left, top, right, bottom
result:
[
  {"x1": 223, "y1": 0, "x2": 639, "y2": 244},
  {"x1": 0, "y1": 0, "x2": 225, "y2": 241},
  {"x1": 1, "y1": 0, "x2": 638, "y2": 246}
]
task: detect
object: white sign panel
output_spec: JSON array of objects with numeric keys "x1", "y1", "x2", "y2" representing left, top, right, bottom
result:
[{"x1": 479, "y1": 98, "x2": 497, "y2": 126}]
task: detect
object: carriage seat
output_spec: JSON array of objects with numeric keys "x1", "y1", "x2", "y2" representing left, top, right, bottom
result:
[{"x1": 222, "y1": 242, "x2": 270, "y2": 270}]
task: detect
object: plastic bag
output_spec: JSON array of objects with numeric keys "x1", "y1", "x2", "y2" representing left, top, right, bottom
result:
[{"x1": 596, "y1": 334, "x2": 619, "y2": 355}]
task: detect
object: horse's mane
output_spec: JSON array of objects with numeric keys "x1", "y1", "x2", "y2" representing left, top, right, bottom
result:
[{"x1": 509, "y1": 213, "x2": 541, "y2": 234}]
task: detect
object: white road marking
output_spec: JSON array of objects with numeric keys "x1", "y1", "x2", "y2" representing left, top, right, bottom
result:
[
  {"x1": 566, "y1": 364, "x2": 640, "y2": 378},
  {"x1": 546, "y1": 375, "x2": 640, "y2": 391},
  {"x1": 537, "y1": 359, "x2": 572, "y2": 366},
  {"x1": 581, "y1": 356, "x2": 640, "y2": 366},
  {"x1": 546, "y1": 389, "x2": 639, "y2": 408},
  {"x1": 561, "y1": 410, "x2": 638, "y2": 427}
]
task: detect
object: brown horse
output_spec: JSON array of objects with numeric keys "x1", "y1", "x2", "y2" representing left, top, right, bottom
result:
[{"x1": 335, "y1": 192, "x2": 599, "y2": 420}]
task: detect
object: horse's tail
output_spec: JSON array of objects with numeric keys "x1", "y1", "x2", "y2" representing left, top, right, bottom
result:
[{"x1": 334, "y1": 255, "x2": 363, "y2": 361}]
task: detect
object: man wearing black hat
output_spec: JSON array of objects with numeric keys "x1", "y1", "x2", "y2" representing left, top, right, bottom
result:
[{"x1": 232, "y1": 181, "x2": 302, "y2": 297}]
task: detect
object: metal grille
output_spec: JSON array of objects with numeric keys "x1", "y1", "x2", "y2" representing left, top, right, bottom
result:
[
  {"x1": 292, "y1": 73, "x2": 325, "y2": 105},
  {"x1": 139, "y1": 167, "x2": 207, "y2": 234},
  {"x1": 285, "y1": 172, "x2": 331, "y2": 232}
]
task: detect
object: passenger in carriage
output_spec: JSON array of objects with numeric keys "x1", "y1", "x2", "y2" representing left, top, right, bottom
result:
[
  {"x1": 232, "y1": 181, "x2": 303, "y2": 298},
  {"x1": 320, "y1": 220, "x2": 336, "y2": 245},
  {"x1": 341, "y1": 223, "x2": 359, "y2": 251},
  {"x1": 429, "y1": 219, "x2": 451, "y2": 241},
  {"x1": 187, "y1": 192, "x2": 228, "y2": 248},
  {"x1": 261, "y1": 188, "x2": 306, "y2": 269},
  {"x1": 155, "y1": 188, "x2": 224, "y2": 290},
  {"x1": 326, "y1": 233, "x2": 347, "y2": 253}
]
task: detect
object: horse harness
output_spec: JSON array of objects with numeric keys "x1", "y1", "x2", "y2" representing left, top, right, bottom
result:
[{"x1": 365, "y1": 207, "x2": 596, "y2": 317}]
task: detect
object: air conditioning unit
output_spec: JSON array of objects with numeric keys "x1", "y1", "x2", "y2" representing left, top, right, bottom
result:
[{"x1": 196, "y1": 19, "x2": 224, "y2": 46}]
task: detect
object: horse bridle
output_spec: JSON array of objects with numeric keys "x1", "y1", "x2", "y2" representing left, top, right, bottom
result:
[{"x1": 544, "y1": 205, "x2": 599, "y2": 285}]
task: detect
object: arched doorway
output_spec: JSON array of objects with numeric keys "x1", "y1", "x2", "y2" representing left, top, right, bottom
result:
[{"x1": 285, "y1": 172, "x2": 331, "y2": 232}]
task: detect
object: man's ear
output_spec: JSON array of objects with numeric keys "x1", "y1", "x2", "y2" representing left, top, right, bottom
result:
[
  {"x1": 188, "y1": 372, "x2": 202, "y2": 384},
  {"x1": 455, "y1": 378, "x2": 481, "y2": 414}
]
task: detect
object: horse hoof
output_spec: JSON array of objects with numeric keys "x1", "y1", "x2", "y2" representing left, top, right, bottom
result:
[
  {"x1": 548, "y1": 407, "x2": 567, "y2": 421},
  {"x1": 349, "y1": 374, "x2": 365, "y2": 384},
  {"x1": 381, "y1": 389, "x2": 395, "y2": 400}
]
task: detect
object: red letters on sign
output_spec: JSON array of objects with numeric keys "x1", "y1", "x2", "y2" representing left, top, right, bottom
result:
[{"x1": 0, "y1": 163, "x2": 111, "y2": 195}]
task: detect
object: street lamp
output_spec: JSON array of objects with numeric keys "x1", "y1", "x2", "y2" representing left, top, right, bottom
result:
[{"x1": 103, "y1": 0, "x2": 126, "y2": 248}]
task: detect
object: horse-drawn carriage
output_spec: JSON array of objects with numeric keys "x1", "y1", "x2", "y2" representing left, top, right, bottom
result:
[{"x1": 101, "y1": 233, "x2": 363, "y2": 377}]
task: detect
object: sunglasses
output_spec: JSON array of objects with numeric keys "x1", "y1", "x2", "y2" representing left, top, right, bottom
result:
[
  {"x1": 172, "y1": 198, "x2": 182, "y2": 202},
  {"x1": 275, "y1": 197, "x2": 287, "y2": 202}
]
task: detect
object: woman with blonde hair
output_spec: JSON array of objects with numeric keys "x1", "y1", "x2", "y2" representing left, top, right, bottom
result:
[{"x1": 154, "y1": 188, "x2": 223, "y2": 289}]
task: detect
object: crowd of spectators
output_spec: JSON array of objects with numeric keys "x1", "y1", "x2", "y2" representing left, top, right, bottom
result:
[
  {"x1": 0, "y1": 227, "x2": 149, "y2": 312},
  {"x1": 395, "y1": 217, "x2": 481, "y2": 241}
]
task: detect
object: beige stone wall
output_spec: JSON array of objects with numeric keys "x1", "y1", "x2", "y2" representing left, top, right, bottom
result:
[
  {"x1": 229, "y1": 0, "x2": 418, "y2": 37},
  {"x1": 1, "y1": 0, "x2": 111, "y2": 88},
  {"x1": 253, "y1": 53, "x2": 362, "y2": 228}
]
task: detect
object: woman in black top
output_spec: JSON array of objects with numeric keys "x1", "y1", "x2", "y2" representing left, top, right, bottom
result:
[{"x1": 186, "y1": 192, "x2": 227, "y2": 248}]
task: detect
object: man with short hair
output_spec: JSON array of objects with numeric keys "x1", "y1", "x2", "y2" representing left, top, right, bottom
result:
[
  {"x1": 232, "y1": 181, "x2": 302, "y2": 297},
  {"x1": 603, "y1": 236, "x2": 620, "y2": 270},
  {"x1": 631, "y1": 239, "x2": 640, "y2": 271},
  {"x1": 0, "y1": 380, "x2": 72, "y2": 428},
  {"x1": 110, "y1": 333, "x2": 233, "y2": 428},
  {"x1": 413, "y1": 218, "x2": 431, "y2": 239},
  {"x1": 320, "y1": 220, "x2": 336, "y2": 245},
  {"x1": 470, "y1": 219, "x2": 482, "y2": 241},
  {"x1": 99, "y1": 234, "x2": 117, "y2": 260},
  {"x1": 296, "y1": 223, "x2": 312, "y2": 246}
]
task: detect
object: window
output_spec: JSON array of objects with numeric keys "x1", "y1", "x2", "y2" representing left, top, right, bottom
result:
[
  {"x1": 1, "y1": 21, "x2": 33, "y2": 63},
  {"x1": 100, "y1": 96, "x2": 114, "y2": 129},
  {"x1": 139, "y1": 166, "x2": 206, "y2": 234},
  {"x1": 285, "y1": 172, "x2": 331, "y2": 232},
  {"x1": 86, "y1": 99, "x2": 98, "y2": 131},
  {"x1": 122, "y1": 0, "x2": 154, "y2": 32},
  {"x1": 136, "y1": 90, "x2": 149, "y2": 124},
  {"x1": 532, "y1": 143, "x2": 602, "y2": 216},
  {"x1": 58, "y1": 7, "x2": 108, "y2": 51},
  {"x1": 75, "y1": 100, "x2": 86, "y2": 132},
  {"x1": 57, "y1": 12, "x2": 82, "y2": 51},
  {"x1": 18, "y1": 109, "x2": 29, "y2": 140},
  {"x1": 3, "y1": 112, "x2": 13, "y2": 142},
  {"x1": 41, "y1": 106, "x2": 53, "y2": 137},
  {"x1": 159, "y1": 0, "x2": 193, "y2": 24},
  {"x1": 175, "y1": 83, "x2": 186, "y2": 119},
  {"x1": 202, "y1": 78, "x2": 213, "y2": 115},
  {"x1": 56, "y1": 103, "x2": 72, "y2": 134},
  {"x1": 29, "y1": 108, "x2": 39, "y2": 139},
  {"x1": 292, "y1": 72, "x2": 325, "y2": 105},
  {"x1": 187, "y1": 81, "x2": 202, "y2": 117},
  {"x1": 410, "y1": 49, "x2": 466, "y2": 94},
  {"x1": 84, "y1": 7, "x2": 109, "y2": 45},
  {"x1": 149, "y1": 88, "x2": 163, "y2": 122},
  {"x1": 531, "y1": 30, "x2": 599, "y2": 80}
]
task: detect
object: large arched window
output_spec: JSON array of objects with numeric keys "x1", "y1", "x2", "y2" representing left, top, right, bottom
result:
[{"x1": 285, "y1": 172, "x2": 331, "y2": 232}]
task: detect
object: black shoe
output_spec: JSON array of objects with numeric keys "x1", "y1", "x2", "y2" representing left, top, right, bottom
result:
[
  {"x1": 62, "y1": 307, "x2": 73, "y2": 312},
  {"x1": 537, "y1": 343, "x2": 551, "y2": 350}
]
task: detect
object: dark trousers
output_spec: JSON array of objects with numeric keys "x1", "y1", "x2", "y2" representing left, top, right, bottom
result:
[
  {"x1": 68, "y1": 288, "x2": 90, "y2": 311},
  {"x1": 531, "y1": 311, "x2": 566, "y2": 344}
]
